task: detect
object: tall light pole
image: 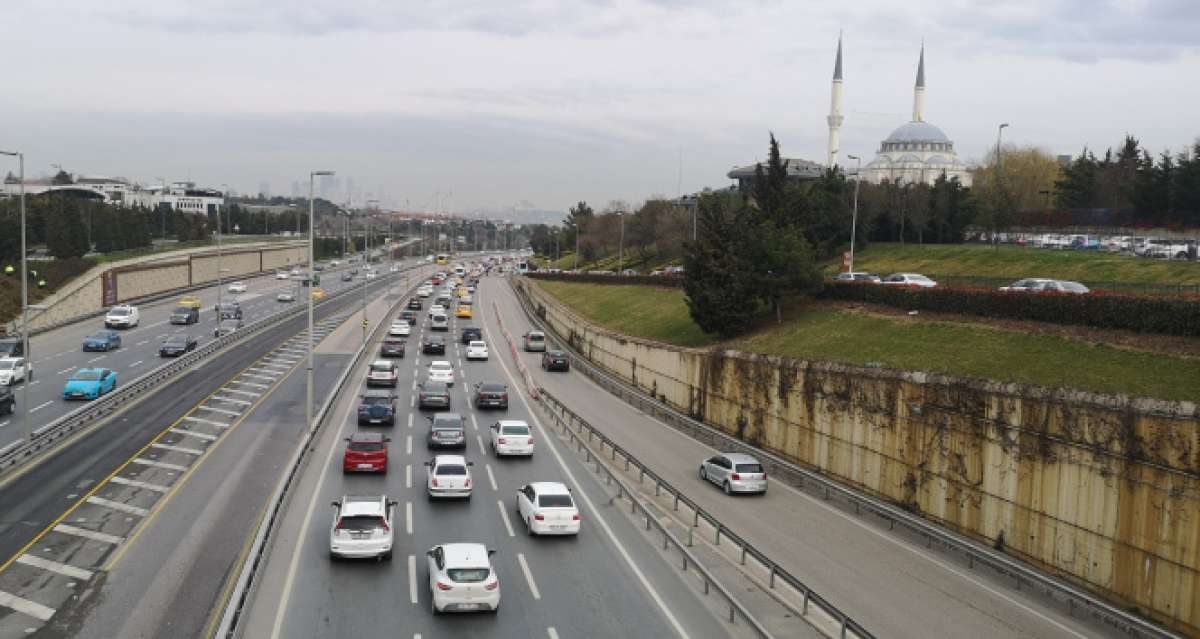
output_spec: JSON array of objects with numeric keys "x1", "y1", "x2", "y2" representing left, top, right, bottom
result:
[
  {"x1": 307, "y1": 170, "x2": 334, "y2": 433},
  {"x1": 574, "y1": 221, "x2": 580, "y2": 272},
  {"x1": 1, "y1": 150, "x2": 31, "y2": 442},
  {"x1": 617, "y1": 210, "x2": 625, "y2": 274},
  {"x1": 995, "y1": 123, "x2": 1009, "y2": 247},
  {"x1": 154, "y1": 177, "x2": 167, "y2": 238},
  {"x1": 361, "y1": 208, "x2": 370, "y2": 343},
  {"x1": 847, "y1": 154, "x2": 862, "y2": 273},
  {"x1": 218, "y1": 184, "x2": 231, "y2": 319}
]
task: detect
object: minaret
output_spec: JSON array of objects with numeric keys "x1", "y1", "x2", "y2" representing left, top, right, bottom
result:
[
  {"x1": 912, "y1": 42, "x2": 926, "y2": 122},
  {"x1": 826, "y1": 33, "x2": 844, "y2": 168}
]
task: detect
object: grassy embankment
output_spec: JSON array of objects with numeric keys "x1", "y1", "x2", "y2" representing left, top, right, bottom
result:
[
  {"x1": 534, "y1": 279, "x2": 1200, "y2": 401},
  {"x1": 532, "y1": 250, "x2": 682, "y2": 274}
]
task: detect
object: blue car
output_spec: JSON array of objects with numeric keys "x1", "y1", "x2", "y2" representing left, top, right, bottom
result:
[
  {"x1": 63, "y1": 368, "x2": 118, "y2": 400},
  {"x1": 83, "y1": 331, "x2": 122, "y2": 352}
]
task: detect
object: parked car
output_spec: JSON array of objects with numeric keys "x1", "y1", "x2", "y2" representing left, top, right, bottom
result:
[
  {"x1": 159, "y1": 334, "x2": 198, "y2": 357},
  {"x1": 227, "y1": 281, "x2": 247, "y2": 293},
  {"x1": 63, "y1": 367, "x2": 118, "y2": 400},
  {"x1": 515, "y1": 482, "x2": 579, "y2": 535},
  {"x1": 367, "y1": 360, "x2": 399, "y2": 387},
  {"x1": 343, "y1": 432, "x2": 390, "y2": 474},
  {"x1": 170, "y1": 306, "x2": 200, "y2": 325},
  {"x1": 460, "y1": 327, "x2": 482, "y2": 344},
  {"x1": 379, "y1": 337, "x2": 406, "y2": 358},
  {"x1": 522, "y1": 331, "x2": 547, "y2": 352},
  {"x1": 418, "y1": 381, "x2": 452, "y2": 410},
  {"x1": 541, "y1": 350, "x2": 570, "y2": 372},
  {"x1": 490, "y1": 420, "x2": 534, "y2": 457},
  {"x1": 329, "y1": 495, "x2": 396, "y2": 561},
  {"x1": 427, "y1": 360, "x2": 455, "y2": 386},
  {"x1": 426, "y1": 543, "x2": 500, "y2": 613},
  {"x1": 426, "y1": 412, "x2": 467, "y2": 449},
  {"x1": 214, "y1": 318, "x2": 244, "y2": 337},
  {"x1": 357, "y1": 391, "x2": 397, "y2": 425},
  {"x1": 465, "y1": 341, "x2": 489, "y2": 361},
  {"x1": 277, "y1": 291, "x2": 296, "y2": 302},
  {"x1": 473, "y1": 382, "x2": 508, "y2": 410},
  {"x1": 422, "y1": 335, "x2": 446, "y2": 355},
  {"x1": 425, "y1": 454, "x2": 474, "y2": 499},
  {"x1": 104, "y1": 304, "x2": 140, "y2": 329},
  {"x1": 0, "y1": 385, "x2": 13, "y2": 416},
  {"x1": 699, "y1": 452, "x2": 768, "y2": 495},
  {"x1": 83, "y1": 331, "x2": 122, "y2": 352},
  {"x1": 834, "y1": 272, "x2": 882, "y2": 283},
  {"x1": 0, "y1": 357, "x2": 30, "y2": 386},
  {"x1": 881, "y1": 273, "x2": 937, "y2": 288}
]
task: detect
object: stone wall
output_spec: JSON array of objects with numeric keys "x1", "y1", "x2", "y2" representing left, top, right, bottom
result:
[
  {"x1": 518, "y1": 278, "x2": 1200, "y2": 635},
  {"x1": 115, "y1": 262, "x2": 191, "y2": 302}
]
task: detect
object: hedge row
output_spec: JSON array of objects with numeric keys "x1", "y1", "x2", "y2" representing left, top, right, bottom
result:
[
  {"x1": 821, "y1": 281, "x2": 1200, "y2": 337},
  {"x1": 526, "y1": 272, "x2": 683, "y2": 288}
]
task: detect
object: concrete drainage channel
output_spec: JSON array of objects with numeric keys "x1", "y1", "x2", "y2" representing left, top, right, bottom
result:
[{"x1": 507, "y1": 280, "x2": 1181, "y2": 639}]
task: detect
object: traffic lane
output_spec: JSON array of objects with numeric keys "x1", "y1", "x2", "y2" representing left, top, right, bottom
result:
[
  {"x1": 64, "y1": 353, "x2": 352, "y2": 639},
  {"x1": 482, "y1": 278, "x2": 1114, "y2": 639}
]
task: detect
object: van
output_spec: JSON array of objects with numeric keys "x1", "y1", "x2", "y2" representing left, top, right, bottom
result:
[{"x1": 0, "y1": 337, "x2": 24, "y2": 359}]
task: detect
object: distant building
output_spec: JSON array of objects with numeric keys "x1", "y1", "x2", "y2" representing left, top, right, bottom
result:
[
  {"x1": 1, "y1": 176, "x2": 225, "y2": 214},
  {"x1": 726, "y1": 157, "x2": 825, "y2": 189}
]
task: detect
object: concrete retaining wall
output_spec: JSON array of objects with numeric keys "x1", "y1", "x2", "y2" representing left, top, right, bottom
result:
[{"x1": 518, "y1": 278, "x2": 1200, "y2": 635}]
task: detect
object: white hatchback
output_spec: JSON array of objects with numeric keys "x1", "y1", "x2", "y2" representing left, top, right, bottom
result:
[
  {"x1": 427, "y1": 543, "x2": 500, "y2": 614},
  {"x1": 425, "y1": 454, "x2": 474, "y2": 499},
  {"x1": 329, "y1": 495, "x2": 396, "y2": 560},
  {"x1": 389, "y1": 321, "x2": 411, "y2": 337},
  {"x1": 489, "y1": 420, "x2": 533, "y2": 457},
  {"x1": 515, "y1": 482, "x2": 580, "y2": 536},
  {"x1": 427, "y1": 360, "x2": 454, "y2": 386},
  {"x1": 0, "y1": 357, "x2": 29, "y2": 386},
  {"x1": 228, "y1": 281, "x2": 247, "y2": 293},
  {"x1": 367, "y1": 360, "x2": 399, "y2": 387},
  {"x1": 430, "y1": 314, "x2": 449, "y2": 332},
  {"x1": 465, "y1": 340, "x2": 488, "y2": 361}
]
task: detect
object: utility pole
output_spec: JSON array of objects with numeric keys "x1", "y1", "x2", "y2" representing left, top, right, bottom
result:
[
  {"x1": 307, "y1": 170, "x2": 334, "y2": 436},
  {"x1": 847, "y1": 154, "x2": 862, "y2": 273},
  {"x1": 995, "y1": 122, "x2": 1009, "y2": 249}
]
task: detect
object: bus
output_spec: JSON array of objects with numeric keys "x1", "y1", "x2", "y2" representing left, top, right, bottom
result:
[{"x1": 436, "y1": 254, "x2": 449, "y2": 265}]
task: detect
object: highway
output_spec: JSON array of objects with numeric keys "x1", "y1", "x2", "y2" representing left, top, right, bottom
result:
[{"x1": 0, "y1": 257, "x2": 413, "y2": 448}]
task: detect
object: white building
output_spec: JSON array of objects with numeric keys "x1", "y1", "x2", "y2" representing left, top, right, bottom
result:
[{"x1": 1, "y1": 176, "x2": 225, "y2": 214}]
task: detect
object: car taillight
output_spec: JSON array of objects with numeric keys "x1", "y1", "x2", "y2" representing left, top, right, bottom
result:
[
  {"x1": 534, "y1": 514, "x2": 545, "y2": 521},
  {"x1": 465, "y1": 478, "x2": 471, "y2": 488},
  {"x1": 762, "y1": 473, "x2": 767, "y2": 479},
  {"x1": 420, "y1": 393, "x2": 428, "y2": 400},
  {"x1": 432, "y1": 477, "x2": 439, "y2": 487},
  {"x1": 497, "y1": 438, "x2": 506, "y2": 444},
  {"x1": 501, "y1": 393, "x2": 508, "y2": 401},
  {"x1": 484, "y1": 579, "x2": 499, "y2": 591},
  {"x1": 731, "y1": 473, "x2": 741, "y2": 480},
  {"x1": 436, "y1": 581, "x2": 454, "y2": 591},
  {"x1": 572, "y1": 514, "x2": 581, "y2": 521}
]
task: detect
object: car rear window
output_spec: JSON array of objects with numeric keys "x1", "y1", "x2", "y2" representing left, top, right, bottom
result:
[
  {"x1": 423, "y1": 382, "x2": 448, "y2": 393},
  {"x1": 501, "y1": 425, "x2": 529, "y2": 435},
  {"x1": 528, "y1": 334, "x2": 544, "y2": 342},
  {"x1": 735, "y1": 463, "x2": 764, "y2": 473},
  {"x1": 447, "y1": 568, "x2": 489, "y2": 583},
  {"x1": 361, "y1": 395, "x2": 390, "y2": 405},
  {"x1": 349, "y1": 441, "x2": 384, "y2": 452},
  {"x1": 109, "y1": 308, "x2": 130, "y2": 315},
  {"x1": 165, "y1": 337, "x2": 186, "y2": 346},
  {"x1": 173, "y1": 307, "x2": 191, "y2": 313},
  {"x1": 538, "y1": 494, "x2": 573, "y2": 508},
  {"x1": 370, "y1": 363, "x2": 393, "y2": 372},
  {"x1": 436, "y1": 464, "x2": 467, "y2": 475},
  {"x1": 337, "y1": 515, "x2": 386, "y2": 531},
  {"x1": 73, "y1": 371, "x2": 102, "y2": 381}
]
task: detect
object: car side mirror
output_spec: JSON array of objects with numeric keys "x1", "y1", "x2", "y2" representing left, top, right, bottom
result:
[
  {"x1": 487, "y1": 549, "x2": 497, "y2": 557},
  {"x1": 330, "y1": 501, "x2": 340, "y2": 508},
  {"x1": 344, "y1": 437, "x2": 351, "y2": 442},
  {"x1": 426, "y1": 550, "x2": 435, "y2": 558},
  {"x1": 467, "y1": 461, "x2": 475, "y2": 466},
  {"x1": 423, "y1": 461, "x2": 432, "y2": 466},
  {"x1": 384, "y1": 437, "x2": 392, "y2": 443},
  {"x1": 388, "y1": 500, "x2": 398, "y2": 507}
]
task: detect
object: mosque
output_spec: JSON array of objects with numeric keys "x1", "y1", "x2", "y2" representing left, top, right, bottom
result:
[{"x1": 826, "y1": 37, "x2": 972, "y2": 187}]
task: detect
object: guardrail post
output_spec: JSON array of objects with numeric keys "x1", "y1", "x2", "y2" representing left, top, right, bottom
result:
[
  {"x1": 693, "y1": 511, "x2": 700, "y2": 527},
  {"x1": 740, "y1": 545, "x2": 747, "y2": 566},
  {"x1": 714, "y1": 526, "x2": 721, "y2": 545},
  {"x1": 687, "y1": 527, "x2": 694, "y2": 548},
  {"x1": 703, "y1": 575, "x2": 710, "y2": 595},
  {"x1": 802, "y1": 588, "x2": 810, "y2": 614},
  {"x1": 673, "y1": 494, "x2": 680, "y2": 511},
  {"x1": 840, "y1": 619, "x2": 848, "y2": 639},
  {"x1": 655, "y1": 481, "x2": 661, "y2": 496},
  {"x1": 769, "y1": 566, "x2": 776, "y2": 589}
]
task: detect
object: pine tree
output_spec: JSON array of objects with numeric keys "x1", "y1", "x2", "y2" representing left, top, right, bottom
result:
[
  {"x1": 682, "y1": 193, "x2": 757, "y2": 337},
  {"x1": 1055, "y1": 149, "x2": 1098, "y2": 208}
]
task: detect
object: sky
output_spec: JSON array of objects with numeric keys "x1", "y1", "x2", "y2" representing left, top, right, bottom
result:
[{"x1": 2, "y1": 0, "x2": 1199, "y2": 216}]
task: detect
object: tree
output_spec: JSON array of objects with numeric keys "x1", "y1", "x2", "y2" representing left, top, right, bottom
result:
[
  {"x1": 1056, "y1": 149, "x2": 1098, "y2": 209},
  {"x1": 682, "y1": 193, "x2": 757, "y2": 337},
  {"x1": 973, "y1": 145, "x2": 1062, "y2": 212},
  {"x1": 44, "y1": 199, "x2": 89, "y2": 258},
  {"x1": 563, "y1": 201, "x2": 594, "y2": 257},
  {"x1": 51, "y1": 170, "x2": 73, "y2": 185}
]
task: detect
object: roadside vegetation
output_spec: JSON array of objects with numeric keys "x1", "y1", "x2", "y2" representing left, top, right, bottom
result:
[{"x1": 533, "y1": 279, "x2": 1200, "y2": 401}]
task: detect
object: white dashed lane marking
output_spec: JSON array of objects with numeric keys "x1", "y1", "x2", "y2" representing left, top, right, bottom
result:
[
  {"x1": 86, "y1": 495, "x2": 150, "y2": 517},
  {"x1": 16, "y1": 554, "x2": 95, "y2": 580},
  {"x1": 108, "y1": 476, "x2": 171, "y2": 493},
  {"x1": 53, "y1": 524, "x2": 123, "y2": 545}
]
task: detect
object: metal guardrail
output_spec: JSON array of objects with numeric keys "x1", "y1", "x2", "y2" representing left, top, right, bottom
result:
[
  {"x1": 0, "y1": 265, "x2": 423, "y2": 475},
  {"x1": 509, "y1": 280, "x2": 1183, "y2": 639},
  {"x1": 214, "y1": 267, "x2": 430, "y2": 638}
]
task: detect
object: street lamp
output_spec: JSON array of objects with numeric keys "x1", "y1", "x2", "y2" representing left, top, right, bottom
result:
[
  {"x1": 847, "y1": 154, "x2": 862, "y2": 273},
  {"x1": 995, "y1": 123, "x2": 1010, "y2": 247},
  {"x1": 307, "y1": 170, "x2": 334, "y2": 433},
  {"x1": 617, "y1": 210, "x2": 625, "y2": 274},
  {"x1": 1, "y1": 150, "x2": 31, "y2": 442},
  {"x1": 154, "y1": 177, "x2": 167, "y2": 239},
  {"x1": 218, "y1": 184, "x2": 230, "y2": 317}
]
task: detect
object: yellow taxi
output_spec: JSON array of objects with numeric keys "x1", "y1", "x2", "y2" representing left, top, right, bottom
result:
[
  {"x1": 311, "y1": 287, "x2": 327, "y2": 301},
  {"x1": 179, "y1": 295, "x2": 202, "y2": 309},
  {"x1": 455, "y1": 304, "x2": 473, "y2": 319},
  {"x1": 456, "y1": 287, "x2": 469, "y2": 298}
]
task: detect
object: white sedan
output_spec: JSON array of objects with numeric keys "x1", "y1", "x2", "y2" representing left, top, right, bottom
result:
[
  {"x1": 0, "y1": 357, "x2": 30, "y2": 386},
  {"x1": 427, "y1": 543, "x2": 500, "y2": 613},
  {"x1": 426, "y1": 360, "x2": 455, "y2": 387},
  {"x1": 275, "y1": 271, "x2": 290, "y2": 280},
  {"x1": 276, "y1": 291, "x2": 296, "y2": 302},
  {"x1": 389, "y1": 321, "x2": 411, "y2": 337},
  {"x1": 425, "y1": 454, "x2": 474, "y2": 499},
  {"x1": 489, "y1": 420, "x2": 533, "y2": 457},
  {"x1": 515, "y1": 482, "x2": 580, "y2": 536},
  {"x1": 465, "y1": 340, "x2": 488, "y2": 361},
  {"x1": 228, "y1": 281, "x2": 247, "y2": 293}
]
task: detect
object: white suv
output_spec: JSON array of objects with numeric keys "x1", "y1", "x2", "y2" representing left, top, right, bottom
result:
[
  {"x1": 515, "y1": 482, "x2": 580, "y2": 536},
  {"x1": 427, "y1": 543, "x2": 500, "y2": 613},
  {"x1": 367, "y1": 360, "x2": 399, "y2": 387},
  {"x1": 104, "y1": 304, "x2": 140, "y2": 329},
  {"x1": 389, "y1": 320, "x2": 411, "y2": 337},
  {"x1": 425, "y1": 454, "x2": 474, "y2": 499},
  {"x1": 329, "y1": 495, "x2": 396, "y2": 561}
]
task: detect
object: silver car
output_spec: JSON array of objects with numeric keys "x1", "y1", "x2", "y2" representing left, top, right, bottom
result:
[{"x1": 699, "y1": 453, "x2": 767, "y2": 494}]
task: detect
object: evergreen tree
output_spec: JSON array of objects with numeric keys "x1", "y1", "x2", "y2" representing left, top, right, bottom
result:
[
  {"x1": 1055, "y1": 149, "x2": 1098, "y2": 208},
  {"x1": 682, "y1": 193, "x2": 757, "y2": 337},
  {"x1": 45, "y1": 200, "x2": 89, "y2": 259}
]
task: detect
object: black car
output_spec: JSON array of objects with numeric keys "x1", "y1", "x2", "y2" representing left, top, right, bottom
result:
[
  {"x1": 170, "y1": 306, "x2": 199, "y2": 325},
  {"x1": 422, "y1": 335, "x2": 446, "y2": 355},
  {"x1": 216, "y1": 303, "x2": 243, "y2": 320},
  {"x1": 0, "y1": 385, "x2": 13, "y2": 416},
  {"x1": 542, "y1": 350, "x2": 570, "y2": 372},
  {"x1": 417, "y1": 381, "x2": 452, "y2": 410},
  {"x1": 159, "y1": 334, "x2": 198, "y2": 357},
  {"x1": 379, "y1": 337, "x2": 406, "y2": 358},
  {"x1": 473, "y1": 382, "x2": 509, "y2": 410},
  {"x1": 399, "y1": 310, "x2": 418, "y2": 325},
  {"x1": 426, "y1": 412, "x2": 466, "y2": 449},
  {"x1": 407, "y1": 298, "x2": 422, "y2": 310},
  {"x1": 357, "y1": 391, "x2": 397, "y2": 426},
  {"x1": 460, "y1": 326, "x2": 482, "y2": 345}
]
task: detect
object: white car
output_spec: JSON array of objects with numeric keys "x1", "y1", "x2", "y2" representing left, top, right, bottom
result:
[
  {"x1": 515, "y1": 482, "x2": 580, "y2": 536},
  {"x1": 489, "y1": 420, "x2": 534, "y2": 457},
  {"x1": 0, "y1": 357, "x2": 29, "y2": 386},
  {"x1": 228, "y1": 281, "x2": 247, "y2": 293},
  {"x1": 290, "y1": 268, "x2": 302, "y2": 276},
  {"x1": 275, "y1": 271, "x2": 290, "y2": 280},
  {"x1": 425, "y1": 454, "x2": 474, "y2": 499},
  {"x1": 418, "y1": 287, "x2": 432, "y2": 298},
  {"x1": 427, "y1": 543, "x2": 500, "y2": 614},
  {"x1": 465, "y1": 341, "x2": 488, "y2": 361},
  {"x1": 367, "y1": 360, "x2": 399, "y2": 387},
  {"x1": 427, "y1": 360, "x2": 454, "y2": 386},
  {"x1": 330, "y1": 260, "x2": 341, "y2": 266},
  {"x1": 881, "y1": 273, "x2": 937, "y2": 288},
  {"x1": 104, "y1": 304, "x2": 140, "y2": 329},
  {"x1": 389, "y1": 321, "x2": 411, "y2": 337},
  {"x1": 430, "y1": 314, "x2": 449, "y2": 331},
  {"x1": 429, "y1": 304, "x2": 446, "y2": 316},
  {"x1": 277, "y1": 291, "x2": 296, "y2": 302},
  {"x1": 329, "y1": 495, "x2": 396, "y2": 561}
]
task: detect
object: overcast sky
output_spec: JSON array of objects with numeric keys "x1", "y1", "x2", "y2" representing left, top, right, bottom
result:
[{"x1": 2, "y1": 0, "x2": 1198, "y2": 215}]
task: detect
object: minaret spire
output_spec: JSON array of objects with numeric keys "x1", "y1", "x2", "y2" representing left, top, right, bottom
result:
[
  {"x1": 826, "y1": 31, "x2": 845, "y2": 168},
  {"x1": 912, "y1": 41, "x2": 926, "y2": 122}
]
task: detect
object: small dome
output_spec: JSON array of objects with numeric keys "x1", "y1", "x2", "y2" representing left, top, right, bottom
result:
[{"x1": 884, "y1": 121, "x2": 951, "y2": 144}]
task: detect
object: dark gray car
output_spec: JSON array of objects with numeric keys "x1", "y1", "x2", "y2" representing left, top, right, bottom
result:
[
  {"x1": 426, "y1": 412, "x2": 466, "y2": 449},
  {"x1": 418, "y1": 381, "x2": 451, "y2": 410}
]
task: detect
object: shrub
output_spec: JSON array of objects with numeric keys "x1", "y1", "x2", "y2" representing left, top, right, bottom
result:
[{"x1": 527, "y1": 272, "x2": 683, "y2": 288}]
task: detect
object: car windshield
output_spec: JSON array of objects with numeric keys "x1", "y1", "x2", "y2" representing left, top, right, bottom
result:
[
  {"x1": 538, "y1": 494, "x2": 574, "y2": 508},
  {"x1": 174, "y1": 307, "x2": 191, "y2": 314},
  {"x1": 0, "y1": 360, "x2": 16, "y2": 370},
  {"x1": 72, "y1": 371, "x2": 102, "y2": 381},
  {"x1": 469, "y1": 341, "x2": 486, "y2": 348},
  {"x1": 432, "y1": 415, "x2": 462, "y2": 428},
  {"x1": 87, "y1": 333, "x2": 109, "y2": 340},
  {"x1": 165, "y1": 336, "x2": 187, "y2": 346},
  {"x1": 528, "y1": 334, "x2": 544, "y2": 341},
  {"x1": 109, "y1": 308, "x2": 129, "y2": 316},
  {"x1": 501, "y1": 425, "x2": 530, "y2": 435},
  {"x1": 336, "y1": 515, "x2": 386, "y2": 532},
  {"x1": 446, "y1": 567, "x2": 490, "y2": 583},
  {"x1": 436, "y1": 464, "x2": 467, "y2": 475},
  {"x1": 348, "y1": 441, "x2": 384, "y2": 452},
  {"x1": 736, "y1": 463, "x2": 764, "y2": 473}
]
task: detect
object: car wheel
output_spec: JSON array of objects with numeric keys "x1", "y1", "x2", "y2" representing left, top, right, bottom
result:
[
  {"x1": 699, "y1": 466, "x2": 707, "y2": 481},
  {"x1": 723, "y1": 481, "x2": 732, "y2": 495},
  {"x1": 526, "y1": 517, "x2": 536, "y2": 537}
]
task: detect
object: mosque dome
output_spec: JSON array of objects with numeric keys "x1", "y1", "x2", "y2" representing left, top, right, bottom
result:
[{"x1": 884, "y1": 121, "x2": 951, "y2": 144}]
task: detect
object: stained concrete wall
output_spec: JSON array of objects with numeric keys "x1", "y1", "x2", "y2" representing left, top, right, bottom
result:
[
  {"x1": 518, "y1": 278, "x2": 1200, "y2": 635},
  {"x1": 115, "y1": 263, "x2": 191, "y2": 303}
]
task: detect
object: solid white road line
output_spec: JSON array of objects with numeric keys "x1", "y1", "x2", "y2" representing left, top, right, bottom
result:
[
  {"x1": 485, "y1": 464, "x2": 498, "y2": 491},
  {"x1": 406, "y1": 435, "x2": 412, "y2": 456},
  {"x1": 109, "y1": 476, "x2": 171, "y2": 493},
  {"x1": 30, "y1": 401, "x2": 52, "y2": 413},
  {"x1": 408, "y1": 555, "x2": 419, "y2": 605},
  {"x1": 171, "y1": 428, "x2": 218, "y2": 441},
  {"x1": 86, "y1": 495, "x2": 150, "y2": 517},
  {"x1": 130, "y1": 360, "x2": 144, "y2": 367},
  {"x1": 548, "y1": 628, "x2": 560, "y2": 639},
  {"x1": 53, "y1": 523, "x2": 123, "y2": 545},
  {"x1": 197, "y1": 406, "x2": 240, "y2": 416},
  {"x1": 516, "y1": 553, "x2": 541, "y2": 600},
  {"x1": 183, "y1": 415, "x2": 229, "y2": 428},
  {"x1": 152, "y1": 442, "x2": 205, "y2": 456},
  {"x1": 16, "y1": 554, "x2": 95, "y2": 580},
  {"x1": 406, "y1": 502, "x2": 413, "y2": 535},
  {"x1": 0, "y1": 589, "x2": 55, "y2": 621},
  {"x1": 497, "y1": 500, "x2": 515, "y2": 537},
  {"x1": 131, "y1": 458, "x2": 188, "y2": 472}
]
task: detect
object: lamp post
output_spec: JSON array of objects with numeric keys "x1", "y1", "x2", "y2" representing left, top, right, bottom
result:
[
  {"x1": 1, "y1": 149, "x2": 31, "y2": 442},
  {"x1": 994, "y1": 123, "x2": 1009, "y2": 248},
  {"x1": 307, "y1": 170, "x2": 334, "y2": 433},
  {"x1": 847, "y1": 154, "x2": 862, "y2": 273},
  {"x1": 617, "y1": 210, "x2": 625, "y2": 274},
  {"x1": 154, "y1": 177, "x2": 167, "y2": 238},
  {"x1": 574, "y1": 221, "x2": 580, "y2": 272}
]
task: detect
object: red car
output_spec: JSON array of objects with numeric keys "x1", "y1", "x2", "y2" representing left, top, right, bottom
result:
[{"x1": 343, "y1": 432, "x2": 390, "y2": 474}]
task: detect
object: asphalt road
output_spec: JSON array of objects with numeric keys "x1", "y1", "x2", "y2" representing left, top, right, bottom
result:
[
  {"x1": 0, "y1": 256, "x2": 420, "y2": 447},
  {"x1": 236, "y1": 273, "x2": 749, "y2": 639},
  {"x1": 483, "y1": 276, "x2": 1125, "y2": 639}
]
